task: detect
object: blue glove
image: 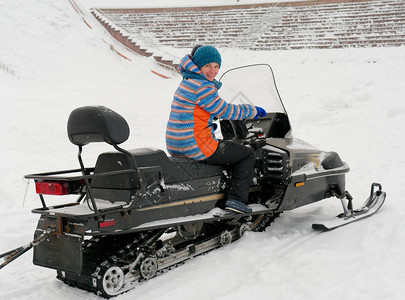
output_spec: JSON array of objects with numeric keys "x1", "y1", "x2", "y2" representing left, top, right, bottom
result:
[{"x1": 254, "y1": 106, "x2": 267, "y2": 119}]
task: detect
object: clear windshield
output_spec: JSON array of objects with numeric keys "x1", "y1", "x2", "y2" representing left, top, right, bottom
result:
[{"x1": 219, "y1": 64, "x2": 287, "y2": 114}]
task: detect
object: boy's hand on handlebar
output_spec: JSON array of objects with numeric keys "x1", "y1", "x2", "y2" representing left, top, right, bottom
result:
[{"x1": 254, "y1": 106, "x2": 267, "y2": 119}]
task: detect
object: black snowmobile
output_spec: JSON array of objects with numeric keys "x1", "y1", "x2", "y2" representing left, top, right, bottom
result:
[{"x1": 0, "y1": 64, "x2": 385, "y2": 297}]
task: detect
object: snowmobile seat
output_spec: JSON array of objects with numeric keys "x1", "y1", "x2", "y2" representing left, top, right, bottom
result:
[
  {"x1": 91, "y1": 148, "x2": 226, "y2": 191},
  {"x1": 66, "y1": 106, "x2": 226, "y2": 203},
  {"x1": 168, "y1": 156, "x2": 225, "y2": 184}
]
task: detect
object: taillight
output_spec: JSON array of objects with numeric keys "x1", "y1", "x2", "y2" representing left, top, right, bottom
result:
[
  {"x1": 35, "y1": 181, "x2": 68, "y2": 195},
  {"x1": 99, "y1": 219, "x2": 116, "y2": 228}
]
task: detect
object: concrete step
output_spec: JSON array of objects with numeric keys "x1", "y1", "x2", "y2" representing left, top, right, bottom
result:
[{"x1": 91, "y1": 0, "x2": 405, "y2": 70}]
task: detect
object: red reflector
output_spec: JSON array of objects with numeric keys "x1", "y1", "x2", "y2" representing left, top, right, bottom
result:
[
  {"x1": 35, "y1": 181, "x2": 68, "y2": 195},
  {"x1": 99, "y1": 220, "x2": 116, "y2": 228}
]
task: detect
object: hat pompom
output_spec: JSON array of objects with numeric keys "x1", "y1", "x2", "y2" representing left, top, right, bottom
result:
[
  {"x1": 191, "y1": 45, "x2": 221, "y2": 69},
  {"x1": 191, "y1": 44, "x2": 203, "y2": 57}
]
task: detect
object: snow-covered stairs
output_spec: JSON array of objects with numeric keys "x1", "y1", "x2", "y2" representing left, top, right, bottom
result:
[
  {"x1": 253, "y1": 0, "x2": 405, "y2": 50},
  {"x1": 91, "y1": 0, "x2": 405, "y2": 70}
]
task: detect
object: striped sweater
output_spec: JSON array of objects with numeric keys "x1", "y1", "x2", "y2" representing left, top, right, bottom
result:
[{"x1": 166, "y1": 55, "x2": 257, "y2": 161}]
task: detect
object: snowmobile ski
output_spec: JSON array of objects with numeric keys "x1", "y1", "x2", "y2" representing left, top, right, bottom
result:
[{"x1": 312, "y1": 183, "x2": 386, "y2": 231}]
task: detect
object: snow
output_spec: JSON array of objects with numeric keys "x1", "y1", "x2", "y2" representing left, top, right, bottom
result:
[{"x1": 1, "y1": 0, "x2": 405, "y2": 299}]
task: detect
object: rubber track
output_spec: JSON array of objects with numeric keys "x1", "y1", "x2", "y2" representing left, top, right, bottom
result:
[
  {"x1": 57, "y1": 231, "x2": 156, "y2": 296},
  {"x1": 57, "y1": 213, "x2": 279, "y2": 297}
]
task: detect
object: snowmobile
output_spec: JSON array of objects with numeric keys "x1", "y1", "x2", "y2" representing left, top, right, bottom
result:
[{"x1": 0, "y1": 64, "x2": 385, "y2": 298}]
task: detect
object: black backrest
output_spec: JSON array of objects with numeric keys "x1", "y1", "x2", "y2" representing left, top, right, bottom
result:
[{"x1": 67, "y1": 106, "x2": 129, "y2": 146}]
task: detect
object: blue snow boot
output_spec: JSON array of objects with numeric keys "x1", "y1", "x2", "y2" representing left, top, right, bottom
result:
[{"x1": 225, "y1": 199, "x2": 252, "y2": 214}]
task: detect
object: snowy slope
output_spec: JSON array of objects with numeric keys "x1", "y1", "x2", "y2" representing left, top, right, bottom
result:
[{"x1": 1, "y1": 1, "x2": 405, "y2": 299}]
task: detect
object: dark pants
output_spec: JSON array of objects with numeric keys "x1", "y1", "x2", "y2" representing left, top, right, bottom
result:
[{"x1": 205, "y1": 140, "x2": 255, "y2": 204}]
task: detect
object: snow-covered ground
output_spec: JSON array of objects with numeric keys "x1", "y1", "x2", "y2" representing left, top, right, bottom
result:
[{"x1": 1, "y1": 0, "x2": 405, "y2": 299}]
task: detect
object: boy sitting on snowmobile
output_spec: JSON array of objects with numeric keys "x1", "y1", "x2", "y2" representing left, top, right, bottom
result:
[{"x1": 166, "y1": 45, "x2": 267, "y2": 213}]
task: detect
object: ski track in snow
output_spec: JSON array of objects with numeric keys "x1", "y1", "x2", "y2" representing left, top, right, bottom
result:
[{"x1": 1, "y1": 0, "x2": 405, "y2": 299}]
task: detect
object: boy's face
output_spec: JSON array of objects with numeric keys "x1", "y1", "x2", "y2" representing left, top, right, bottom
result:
[{"x1": 201, "y1": 62, "x2": 219, "y2": 81}]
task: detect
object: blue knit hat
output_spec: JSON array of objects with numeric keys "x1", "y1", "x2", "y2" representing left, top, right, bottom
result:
[{"x1": 191, "y1": 45, "x2": 221, "y2": 69}]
